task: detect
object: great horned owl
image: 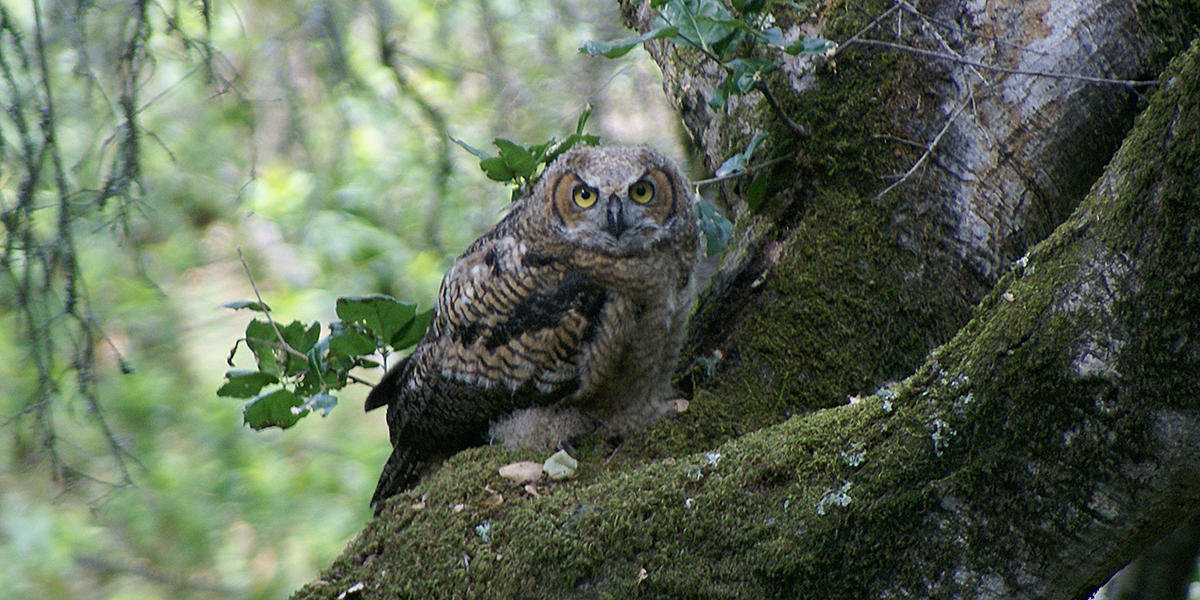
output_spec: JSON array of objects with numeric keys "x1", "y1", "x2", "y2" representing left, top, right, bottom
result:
[{"x1": 364, "y1": 145, "x2": 700, "y2": 510}]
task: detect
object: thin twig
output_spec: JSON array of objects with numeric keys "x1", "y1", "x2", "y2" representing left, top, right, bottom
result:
[
  {"x1": 891, "y1": 0, "x2": 1052, "y2": 57},
  {"x1": 875, "y1": 97, "x2": 970, "y2": 200},
  {"x1": 245, "y1": 336, "x2": 311, "y2": 364},
  {"x1": 830, "y1": 3, "x2": 901, "y2": 60},
  {"x1": 348, "y1": 373, "x2": 375, "y2": 386},
  {"x1": 236, "y1": 248, "x2": 298, "y2": 359},
  {"x1": 850, "y1": 39, "x2": 1158, "y2": 87},
  {"x1": 755, "y1": 81, "x2": 807, "y2": 138},
  {"x1": 872, "y1": 133, "x2": 927, "y2": 149},
  {"x1": 694, "y1": 154, "x2": 794, "y2": 186}
]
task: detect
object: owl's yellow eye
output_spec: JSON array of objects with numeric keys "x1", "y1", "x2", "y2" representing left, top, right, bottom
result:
[
  {"x1": 630, "y1": 180, "x2": 654, "y2": 204},
  {"x1": 572, "y1": 185, "x2": 597, "y2": 208}
]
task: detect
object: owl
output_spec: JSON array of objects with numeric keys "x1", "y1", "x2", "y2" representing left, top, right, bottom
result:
[{"x1": 364, "y1": 145, "x2": 700, "y2": 510}]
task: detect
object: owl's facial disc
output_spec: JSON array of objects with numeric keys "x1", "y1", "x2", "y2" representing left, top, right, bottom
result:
[{"x1": 548, "y1": 162, "x2": 680, "y2": 254}]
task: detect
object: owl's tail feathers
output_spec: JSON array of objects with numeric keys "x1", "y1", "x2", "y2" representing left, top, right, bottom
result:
[
  {"x1": 365, "y1": 355, "x2": 410, "y2": 412},
  {"x1": 369, "y1": 444, "x2": 423, "y2": 514}
]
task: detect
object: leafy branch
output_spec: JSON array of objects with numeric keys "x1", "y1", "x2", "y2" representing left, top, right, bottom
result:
[
  {"x1": 580, "y1": 0, "x2": 833, "y2": 214},
  {"x1": 450, "y1": 106, "x2": 600, "y2": 202},
  {"x1": 219, "y1": 254, "x2": 431, "y2": 430},
  {"x1": 581, "y1": 0, "x2": 833, "y2": 114}
]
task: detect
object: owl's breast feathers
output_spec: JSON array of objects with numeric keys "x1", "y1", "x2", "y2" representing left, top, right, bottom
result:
[{"x1": 364, "y1": 201, "x2": 695, "y2": 509}]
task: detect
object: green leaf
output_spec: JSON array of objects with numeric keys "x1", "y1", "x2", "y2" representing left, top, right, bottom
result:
[
  {"x1": 714, "y1": 132, "x2": 768, "y2": 177},
  {"x1": 527, "y1": 140, "x2": 555, "y2": 165},
  {"x1": 579, "y1": 26, "x2": 680, "y2": 58},
  {"x1": 217, "y1": 370, "x2": 280, "y2": 398},
  {"x1": 277, "y1": 320, "x2": 320, "y2": 353},
  {"x1": 575, "y1": 104, "x2": 593, "y2": 135},
  {"x1": 299, "y1": 393, "x2": 338, "y2": 417},
  {"x1": 760, "y1": 27, "x2": 784, "y2": 47},
  {"x1": 243, "y1": 388, "x2": 306, "y2": 430},
  {"x1": 696, "y1": 194, "x2": 734, "y2": 257},
  {"x1": 450, "y1": 136, "x2": 493, "y2": 160},
  {"x1": 710, "y1": 57, "x2": 779, "y2": 109},
  {"x1": 493, "y1": 139, "x2": 539, "y2": 179},
  {"x1": 245, "y1": 319, "x2": 279, "y2": 376},
  {"x1": 221, "y1": 300, "x2": 271, "y2": 312},
  {"x1": 328, "y1": 323, "x2": 378, "y2": 355},
  {"x1": 336, "y1": 295, "x2": 417, "y2": 348},
  {"x1": 708, "y1": 84, "x2": 729, "y2": 111},
  {"x1": 730, "y1": 0, "x2": 767, "y2": 14},
  {"x1": 783, "y1": 37, "x2": 836, "y2": 55},
  {"x1": 657, "y1": 0, "x2": 739, "y2": 53},
  {"x1": 390, "y1": 308, "x2": 433, "y2": 350},
  {"x1": 546, "y1": 133, "x2": 601, "y2": 164},
  {"x1": 479, "y1": 156, "x2": 515, "y2": 182},
  {"x1": 276, "y1": 320, "x2": 320, "y2": 375}
]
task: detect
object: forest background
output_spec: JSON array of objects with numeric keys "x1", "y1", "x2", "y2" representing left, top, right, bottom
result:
[
  {"x1": 0, "y1": 1, "x2": 683, "y2": 598},
  {"x1": 5, "y1": 0, "x2": 1200, "y2": 598}
]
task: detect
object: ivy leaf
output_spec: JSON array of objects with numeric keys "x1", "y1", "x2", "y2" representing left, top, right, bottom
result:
[
  {"x1": 783, "y1": 37, "x2": 836, "y2": 55},
  {"x1": 221, "y1": 300, "x2": 271, "y2": 312},
  {"x1": 217, "y1": 370, "x2": 279, "y2": 398},
  {"x1": 579, "y1": 26, "x2": 680, "y2": 58},
  {"x1": 390, "y1": 308, "x2": 433, "y2": 350},
  {"x1": 336, "y1": 295, "x2": 417, "y2": 348},
  {"x1": 243, "y1": 388, "x2": 306, "y2": 430}
]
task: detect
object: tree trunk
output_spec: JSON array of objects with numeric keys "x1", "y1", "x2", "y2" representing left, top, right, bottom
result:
[{"x1": 292, "y1": 2, "x2": 1200, "y2": 598}]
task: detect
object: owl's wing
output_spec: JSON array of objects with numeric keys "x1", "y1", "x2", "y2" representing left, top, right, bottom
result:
[
  {"x1": 365, "y1": 239, "x2": 606, "y2": 412},
  {"x1": 415, "y1": 231, "x2": 606, "y2": 413},
  {"x1": 365, "y1": 229, "x2": 609, "y2": 509}
]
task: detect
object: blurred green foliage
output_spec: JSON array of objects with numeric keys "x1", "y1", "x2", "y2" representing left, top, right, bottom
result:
[{"x1": 0, "y1": 0, "x2": 681, "y2": 598}]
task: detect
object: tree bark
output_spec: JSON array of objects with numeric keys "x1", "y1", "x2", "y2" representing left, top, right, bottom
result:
[
  {"x1": 292, "y1": 2, "x2": 1200, "y2": 598},
  {"x1": 636, "y1": 0, "x2": 1200, "y2": 458}
]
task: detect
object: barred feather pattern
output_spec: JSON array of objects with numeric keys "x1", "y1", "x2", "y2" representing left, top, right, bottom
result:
[{"x1": 366, "y1": 146, "x2": 700, "y2": 511}]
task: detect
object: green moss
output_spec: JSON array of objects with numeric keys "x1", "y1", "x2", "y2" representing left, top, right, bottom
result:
[
  {"x1": 295, "y1": 15, "x2": 1200, "y2": 600},
  {"x1": 633, "y1": 0, "x2": 974, "y2": 463},
  {"x1": 1137, "y1": 0, "x2": 1200, "y2": 67}
]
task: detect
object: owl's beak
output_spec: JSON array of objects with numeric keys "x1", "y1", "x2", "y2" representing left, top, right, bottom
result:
[{"x1": 605, "y1": 195, "x2": 627, "y2": 238}]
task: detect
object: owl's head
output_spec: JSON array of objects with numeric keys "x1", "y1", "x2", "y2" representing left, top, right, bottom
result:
[{"x1": 531, "y1": 145, "x2": 694, "y2": 256}]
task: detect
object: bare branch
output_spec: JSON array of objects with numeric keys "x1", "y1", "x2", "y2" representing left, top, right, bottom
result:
[
  {"x1": 875, "y1": 96, "x2": 970, "y2": 200},
  {"x1": 849, "y1": 38, "x2": 1159, "y2": 87}
]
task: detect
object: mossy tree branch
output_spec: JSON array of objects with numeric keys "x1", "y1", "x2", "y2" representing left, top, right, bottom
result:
[{"x1": 293, "y1": 18, "x2": 1200, "y2": 600}]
